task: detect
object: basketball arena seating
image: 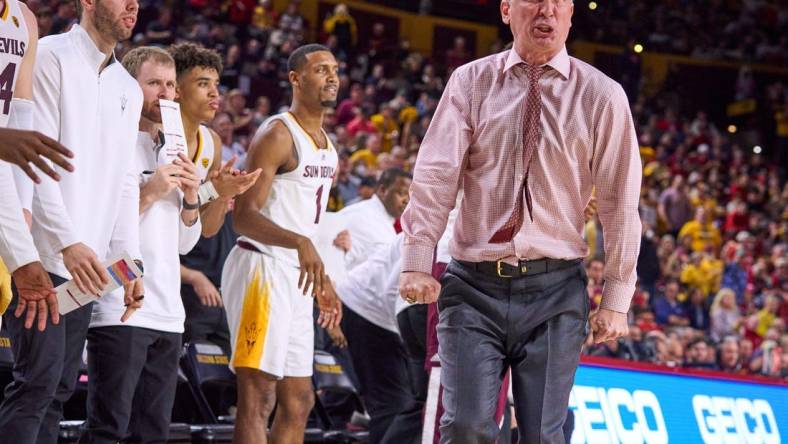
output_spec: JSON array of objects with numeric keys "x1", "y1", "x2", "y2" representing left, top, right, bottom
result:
[{"x1": 0, "y1": 324, "x2": 370, "y2": 443}]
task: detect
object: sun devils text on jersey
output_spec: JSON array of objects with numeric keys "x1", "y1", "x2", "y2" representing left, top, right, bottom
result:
[
  {"x1": 238, "y1": 111, "x2": 338, "y2": 267},
  {"x1": 0, "y1": 0, "x2": 29, "y2": 125}
]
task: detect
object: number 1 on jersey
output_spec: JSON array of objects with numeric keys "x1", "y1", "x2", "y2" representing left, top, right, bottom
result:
[{"x1": 314, "y1": 184, "x2": 324, "y2": 224}]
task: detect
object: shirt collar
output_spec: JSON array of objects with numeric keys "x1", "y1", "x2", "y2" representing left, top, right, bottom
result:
[
  {"x1": 370, "y1": 195, "x2": 396, "y2": 225},
  {"x1": 503, "y1": 46, "x2": 570, "y2": 80},
  {"x1": 70, "y1": 24, "x2": 117, "y2": 74}
]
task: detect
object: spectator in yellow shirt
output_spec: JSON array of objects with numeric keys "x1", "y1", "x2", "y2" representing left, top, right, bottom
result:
[
  {"x1": 252, "y1": 0, "x2": 277, "y2": 31},
  {"x1": 680, "y1": 251, "x2": 723, "y2": 297},
  {"x1": 370, "y1": 104, "x2": 400, "y2": 153},
  {"x1": 678, "y1": 207, "x2": 722, "y2": 253},
  {"x1": 350, "y1": 133, "x2": 382, "y2": 172},
  {"x1": 690, "y1": 182, "x2": 720, "y2": 218},
  {"x1": 754, "y1": 294, "x2": 781, "y2": 338},
  {"x1": 323, "y1": 3, "x2": 357, "y2": 58}
]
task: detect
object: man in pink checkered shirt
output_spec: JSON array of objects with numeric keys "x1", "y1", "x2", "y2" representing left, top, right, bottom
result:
[{"x1": 399, "y1": 0, "x2": 642, "y2": 442}]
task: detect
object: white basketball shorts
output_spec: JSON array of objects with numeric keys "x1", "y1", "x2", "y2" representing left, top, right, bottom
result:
[{"x1": 221, "y1": 245, "x2": 314, "y2": 378}]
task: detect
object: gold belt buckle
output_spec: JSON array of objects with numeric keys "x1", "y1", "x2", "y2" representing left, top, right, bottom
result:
[{"x1": 496, "y1": 260, "x2": 512, "y2": 278}]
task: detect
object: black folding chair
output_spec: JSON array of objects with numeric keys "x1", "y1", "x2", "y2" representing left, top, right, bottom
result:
[
  {"x1": 180, "y1": 340, "x2": 237, "y2": 424},
  {"x1": 312, "y1": 351, "x2": 368, "y2": 442}
]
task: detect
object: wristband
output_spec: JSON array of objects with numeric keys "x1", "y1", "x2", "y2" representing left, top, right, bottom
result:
[
  {"x1": 8, "y1": 98, "x2": 34, "y2": 131},
  {"x1": 198, "y1": 181, "x2": 220, "y2": 204},
  {"x1": 182, "y1": 196, "x2": 200, "y2": 210},
  {"x1": 9, "y1": 99, "x2": 35, "y2": 210}
]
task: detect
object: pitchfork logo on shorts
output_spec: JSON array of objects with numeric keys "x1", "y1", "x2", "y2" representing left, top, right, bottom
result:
[{"x1": 244, "y1": 322, "x2": 259, "y2": 354}]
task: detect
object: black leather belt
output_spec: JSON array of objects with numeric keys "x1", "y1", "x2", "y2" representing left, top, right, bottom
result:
[
  {"x1": 456, "y1": 258, "x2": 582, "y2": 279},
  {"x1": 237, "y1": 240, "x2": 261, "y2": 253}
]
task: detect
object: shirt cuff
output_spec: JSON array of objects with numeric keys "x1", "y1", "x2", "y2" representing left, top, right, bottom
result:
[
  {"x1": 599, "y1": 280, "x2": 635, "y2": 313},
  {"x1": 5, "y1": 251, "x2": 41, "y2": 274},
  {"x1": 51, "y1": 233, "x2": 81, "y2": 257},
  {"x1": 401, "y1": 242, "x2": 435, "y2": 274}
]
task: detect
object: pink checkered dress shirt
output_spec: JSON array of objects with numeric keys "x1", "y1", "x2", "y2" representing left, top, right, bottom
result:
[{"x1": 401, "y1": 47, "x2": 642, "y2": 313}]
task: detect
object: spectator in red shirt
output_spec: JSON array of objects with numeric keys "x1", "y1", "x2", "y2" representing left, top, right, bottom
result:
[
  {"x1": 346, "y1": 106, "x2": 376, "y2": 138},
  {"x1": 336, "y1": 83, "x2": 363, "y2": 126}
]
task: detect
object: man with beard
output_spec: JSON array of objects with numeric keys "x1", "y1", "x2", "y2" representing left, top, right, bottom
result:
[
  {"x1": 0, "y1": 1, "x2": 145, "y2": 442},
  {"x1": 223, "y1": 44, "x2": 343, "y2": 444},
  {"x1": 81, "y1": 46, "x2": 202, "y2": 443},
  {"x1": 168, "y1": 42, "x2": 260, "y2": 239}
]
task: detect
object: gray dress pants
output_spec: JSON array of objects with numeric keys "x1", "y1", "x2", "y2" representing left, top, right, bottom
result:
[{"x1": 437, "y1": 260, "x2": 589, "y2": 444}]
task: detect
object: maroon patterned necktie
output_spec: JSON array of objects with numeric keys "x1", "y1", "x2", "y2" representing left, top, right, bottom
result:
[{"x1": 490, "y1": 63, "x2": 544, "y2": 244}]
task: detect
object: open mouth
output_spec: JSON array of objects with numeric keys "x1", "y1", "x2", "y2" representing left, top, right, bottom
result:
[
  {"x1": 121, "y1": 16, "x2": 136, "y2": 28},
  {"x1": 324, "y1": 85, "x2": 338, "y2": 95},
  {"x1": 534, "y1": 24, "x2": 555, "y2": 37}
]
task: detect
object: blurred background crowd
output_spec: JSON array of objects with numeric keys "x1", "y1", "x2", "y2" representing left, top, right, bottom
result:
[{"x1": 19, "y1": 0, "x2": 788, "y2": 381}]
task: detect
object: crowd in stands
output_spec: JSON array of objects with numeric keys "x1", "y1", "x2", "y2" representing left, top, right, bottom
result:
[
  {"x1": 571, "y1": 0, "x2": 788, "y2": 66},
  {"x1": 21, "y1": 0, "x2": 787, "y2": 381}
]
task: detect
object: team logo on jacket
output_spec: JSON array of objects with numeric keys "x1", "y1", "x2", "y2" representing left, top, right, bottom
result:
[{"x1": 201, "y1": 158, "x2": 210, "y2": 168}]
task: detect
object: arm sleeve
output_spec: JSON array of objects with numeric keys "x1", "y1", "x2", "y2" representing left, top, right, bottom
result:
[
  {"x1": 178, "y1": 208, "x2": 202, "y2": 255},
  {"x1": 400, "y1": 69, "x2": 472, "y2": 273},
  {"x1": 7, "y1": 98, "x2": 35, "y2": 211},
  {"x1": 0, "y1": 162, "x2": 39, "y2": 271},
  {"x1": 108, "y1": 146, "x2": 142, "y2": 261},
  {"x1": 29, "y1": 45, "x2": 80, "y2": 253},
  {"x1": 591, "y1": 83, "x2": 643, "y2": 313}
]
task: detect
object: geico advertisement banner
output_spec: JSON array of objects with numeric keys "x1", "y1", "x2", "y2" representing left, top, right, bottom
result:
[{"x1": 569, "y1": 364, "x2": 787, "y2": 444}]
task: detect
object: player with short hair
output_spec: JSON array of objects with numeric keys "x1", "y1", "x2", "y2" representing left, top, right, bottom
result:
[
  {"x1": 168, "y1": 42, "x2": 260, "y2": 238},
  {"x1": 223, "y1": 43, "x2": 343, "y2": 444}
]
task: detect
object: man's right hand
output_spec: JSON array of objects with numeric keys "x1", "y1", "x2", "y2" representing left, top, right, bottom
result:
[
  {"x1": 143, "y1": 163, "x2": 182, "y2": 201},
  {"x1": 399, "y1": 271, "x2": 441, "y2": 304},
  {"x1": 12, "y1": 261, "x2": 59, "y2": 331},
  {"x1": 296, "y1": 236, "x2": 325, "y2": 297},
  {"x1": 332, "y1": 230, "x2": 352, "y2": 253},
  {"x1": 191, "y1": 271, "x2": 223, "y2": 307},
  {"x1": 0, "y1": 128, "x2": 74, "y2": 183},
  {"x1": 62, "y1": 243, "x2": 110, "y2": 295}
]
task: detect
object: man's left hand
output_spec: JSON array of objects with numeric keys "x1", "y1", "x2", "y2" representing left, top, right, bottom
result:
[
  {"x1": 174, "y1": 153, "x2": 201, "y2": 203},
  {"x1": 121, "y1": 278, "x2": 145, "y2": 322},
  {"x1": 315, "y1": 280, "x2": 342, "y2": 330},
  {"x1": 587, "y1": 308, "x2": 628, "y2": 344}
]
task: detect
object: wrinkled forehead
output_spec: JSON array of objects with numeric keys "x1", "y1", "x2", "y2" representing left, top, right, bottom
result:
[{"x1": 303, "y1": 51, "x2": 338, "y2": 69}]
